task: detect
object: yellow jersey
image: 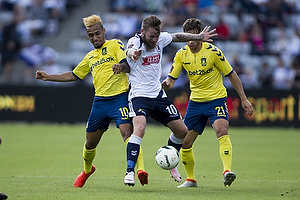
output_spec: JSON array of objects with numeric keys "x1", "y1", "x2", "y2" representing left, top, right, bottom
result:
[
  {"x1": 73, "y1": 39, "x2": 128, "y2": 97},
  {"x1": 169, "y1": 42, "x2": 233, "y2": 102}
]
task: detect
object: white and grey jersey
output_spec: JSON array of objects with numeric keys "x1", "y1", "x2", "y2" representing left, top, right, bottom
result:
[{"x1": 126, "y1": 32, "x2": 173, "y2": 100}]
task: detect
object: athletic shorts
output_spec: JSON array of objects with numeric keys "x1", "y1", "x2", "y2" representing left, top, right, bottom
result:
[
  {"x1": 86, "y1": 92, "x2": 131, "y2": 132},
  {"x1": 184, "y1": 97, "x2": 229, "y2": 135},
  {"x1": 128, "y1": 90, "x2": 181, "y2": 126}
]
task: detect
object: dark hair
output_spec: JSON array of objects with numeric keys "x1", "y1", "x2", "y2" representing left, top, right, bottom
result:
[
  {"x1": 183, "y1": 18, "x2": 202, "y2": 34},
  {"x1": 142, "y1": 15, "x2": 161, "y2": 32}
]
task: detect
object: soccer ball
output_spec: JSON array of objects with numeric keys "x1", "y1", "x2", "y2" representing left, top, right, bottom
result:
[{"x1": 155, "y1": 145, "x2": 179, "y2": 170}]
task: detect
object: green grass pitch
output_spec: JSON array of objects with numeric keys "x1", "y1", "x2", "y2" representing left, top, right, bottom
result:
[{"x1": 0, "y1": 123, "x2": 299, "y2": 200}]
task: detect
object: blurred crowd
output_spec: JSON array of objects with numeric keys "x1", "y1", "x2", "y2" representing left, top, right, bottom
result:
[
  {"x1": 0, "y1": 0, "x2": 67, "y2": 83},
  {"x1": 1, "y1": 0, "x2": 300, "y2": 90},
  {"x1": 101, "y1": 0, "x2": 300, "y2": 90},
  {"x1": 0, "y1": 0, "x2": 84, "y2": 84}
]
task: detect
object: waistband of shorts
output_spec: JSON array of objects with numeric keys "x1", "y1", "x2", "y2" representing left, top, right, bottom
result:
[
  {"x1": 190, "y1": 97, "x2": 227, "y2": 104},
  {"x1": 94, "y1": 92, "x2": 128, "y2": 100}
]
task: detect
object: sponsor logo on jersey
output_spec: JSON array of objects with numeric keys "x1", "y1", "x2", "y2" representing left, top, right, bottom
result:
[
  {"x1": 188, "y1": 67, "x2": 214, "y2": 76},
  {"x1": 142, "y1": 54, "x2": 160, "y2": 65},
  {"x1": 91, "y1": 57, "x2": 115, "y2": 69}
]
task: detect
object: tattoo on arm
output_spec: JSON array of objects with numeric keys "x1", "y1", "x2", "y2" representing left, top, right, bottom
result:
[{"x1": 172, "y1": 33, "x2": 204, "y2": 42}]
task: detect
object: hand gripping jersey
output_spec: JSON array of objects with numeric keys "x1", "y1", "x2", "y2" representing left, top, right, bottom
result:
[
  {"x1": 72, "y1": 39, "x2": 128, "y2": 97},
  {"x1": 126, "y1": 32, "x2": 173, "y2": 100},
  {"x1": 169, "y1": 42, "x2": 233, "y2": 102}
]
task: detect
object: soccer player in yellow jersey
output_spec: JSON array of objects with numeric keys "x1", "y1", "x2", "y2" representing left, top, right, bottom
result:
[
  {"x1": 162, "y1": 18, "x2": 253, "y2": 188},
  {"x1": 35, "y1": 14, "x2": 148, "y2": 187}
]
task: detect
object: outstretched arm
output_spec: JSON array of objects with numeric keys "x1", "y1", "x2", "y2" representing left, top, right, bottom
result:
[
  {"x1": 35, "y1": 71, "x2": 77, "y2": 82},
  {"x1": 227, "y1": 71, "x2": 253, "y2": 117},
  {"x1": 171, "y1": 26, "x2": 217, "y2": 42}
]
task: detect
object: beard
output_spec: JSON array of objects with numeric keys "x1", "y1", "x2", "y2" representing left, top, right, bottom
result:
[{"x1": 142, "y1": 35, "x2": 156, "y2": 50}]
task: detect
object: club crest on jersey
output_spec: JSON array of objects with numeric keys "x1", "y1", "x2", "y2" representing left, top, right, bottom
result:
[
  {"x1": 201, "y1": 58, "x2": 207, "y2": 66},
  {"x1": 142, "y1": 54, "x2": 160, "y2": 65},
  {"x1": 102, "y1": 47, "x2": 107, "y2": 55}
]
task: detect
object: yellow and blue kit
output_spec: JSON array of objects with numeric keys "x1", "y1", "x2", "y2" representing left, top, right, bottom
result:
[
  {"x1": 169, "y1": 42, "x2": 233, "y2": 103},
  {"x1": 73, "y1": 39, "x2": 128, "y2": 97},
  {"x1": 72, "y1": 39, "x2": 131, "y2": 132},
  {"x1": 169, "y1": 42, "x2": 233, "y2": 133}
]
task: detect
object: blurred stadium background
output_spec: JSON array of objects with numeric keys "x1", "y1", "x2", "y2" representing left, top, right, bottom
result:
[
  {"x1": 0, "y1": 0, "x2": 300, "y2": 127},
  {"x1": 0, "y1": 1, "x2": 300, "y2": 199}
]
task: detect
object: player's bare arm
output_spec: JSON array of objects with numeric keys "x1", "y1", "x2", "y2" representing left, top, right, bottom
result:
[
  {"x1": 171, "y1": 26, "x2": 217, "y2": 42},
  {"x1": 35, "y1": 70, "x2": 77, "y2": 82},
  {"x1": 162, "y1": 77, "x2": 176, "y2": 90},
  {"x1": 227, "y1": 71, "x2": 253, "y2": 116},
  {"x1": 112, "y1": 61, "x2": 130, "y2": 75}
]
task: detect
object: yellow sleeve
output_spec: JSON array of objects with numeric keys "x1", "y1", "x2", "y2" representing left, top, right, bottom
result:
[
  {"x1": 72, "y1": 54, "x2": 91, "y2": 80},
  {"x1": 114, "y1": 39, "x2": 126, "y2": 63},
  {"x1": 213, "y1": 48, "x2": 233, "y2": 76},
  {"x1": 168, "y1": 49, "x2": 184, "y2": 79}
]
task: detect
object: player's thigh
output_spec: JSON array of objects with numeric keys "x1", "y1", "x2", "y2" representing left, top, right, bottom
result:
[
  {"x1": 128, "y1": 97, "x2": 152, "y2": 118},
  {"x1": 86, "y1": 100, "x2": 112, "y2": 133},
  {"x1": 152, "y1": 97, "x2": 182, "y2": 125},
  {"x1": 212, "y1": 118, "x2": 229, "y2": 138},
  {"x1": 184, "y1": 100, "x2": 208, "y2": 134},
  {"x1": 87, "y1": 98, "x2": 111, "y2": 132},
  {"x1": 207, "y1": 98, "x2": 229, "y2": 123},
  {"x1": 207, "y1": 98, "x2": 229, "y2": 138},
  {"x1": 109, "y1": 93, "x2": 131, "y2": 128}
]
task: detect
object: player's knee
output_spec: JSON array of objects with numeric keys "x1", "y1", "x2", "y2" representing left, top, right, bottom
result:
[
  {"x1": 85, "y1": 140, "x2": 98, "y2": 149},
  {"x1": 174, "y1": 126, "x2": 188, "y2": 139},
  {"x1": 216, "y1": 127, "x2": 228, "y2": 138},
  {"x1": 181, "y1": 125, "x2": 188, "y2": 137},
  {"x1": 122, "y1": 131, "x2": 131, "y2": 142},
  {"x1": 119, "y1": 123, "x2": 133, "y2": 141},
  {"x1": 133, "y1": 123, "x2": 146, "y2": 137}
]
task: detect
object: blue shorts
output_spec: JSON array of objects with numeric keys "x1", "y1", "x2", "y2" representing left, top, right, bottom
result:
[
  {"x1": 184, "y1": 97, "x2": 229, "y2": 134},
  {"x1": 128, "y1": 90, "x2": 181, "y2": 126},
  {"x1": 86, "y1": 92, "x2": 131, "y2": 133}
]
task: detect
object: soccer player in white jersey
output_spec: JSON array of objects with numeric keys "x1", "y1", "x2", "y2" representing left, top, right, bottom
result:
[
  {"x1": 162, "y1": 18, "x2": 253, "y2": 188},
  {"x1": 35, "y1": 14, "x2": 148, "y2": 187},
  {"x1": 121, "y1": 15, "x2": 217, "y2": 186}
]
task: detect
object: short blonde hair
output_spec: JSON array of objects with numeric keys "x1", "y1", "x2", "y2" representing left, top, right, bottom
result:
[{"x1": 83, "y1": 14, "x2": 103, "y2": 28}]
